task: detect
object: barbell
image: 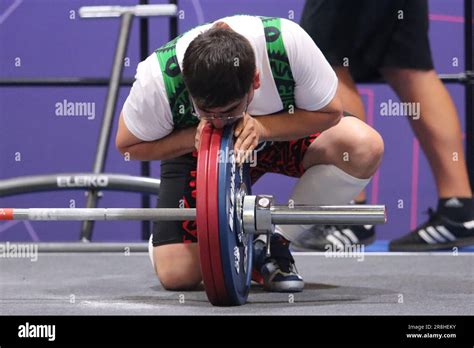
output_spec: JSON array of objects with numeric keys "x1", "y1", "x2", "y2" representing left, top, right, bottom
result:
[
  {"x1": 0, "y1": 124, "x2": 386, "y2": 306},
  {"x1": 0, "y1": 203, "x2": 384, "y2": 225}
]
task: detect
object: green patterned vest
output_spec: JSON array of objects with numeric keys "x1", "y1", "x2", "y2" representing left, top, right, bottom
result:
[{"x1": 155, "y1": 17, "x2": 295, "y2": 129}]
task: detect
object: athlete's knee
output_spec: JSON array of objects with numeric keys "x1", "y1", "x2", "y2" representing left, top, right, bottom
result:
[
  {"x1": 157, "y1": 267, "x2": 202, "y2": 291},
  {"x1": 152, "y1": 243, "x2": 202, "y2": 291},
  {"x1": 340, "y1": 118, "x2": 384, "y2": 176},
  {"x1": 352, "y1": 125, "x2": 384, "y2": 168}
]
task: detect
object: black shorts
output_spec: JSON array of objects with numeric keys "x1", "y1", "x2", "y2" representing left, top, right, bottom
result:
[
  {"x1": 151, "y1": 134, "x2": 319, "y2": 247},
  {"x1": 300, "y1": 0, "x2": 434, "y2": 82}
]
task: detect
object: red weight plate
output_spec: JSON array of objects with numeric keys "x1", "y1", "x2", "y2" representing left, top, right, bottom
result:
[
  {"x1": 207, "y1": 127, "x2": 230, "y2": 305},
  {"x1": 196, "y1": 124, "x2": 218, "y2": 304}
]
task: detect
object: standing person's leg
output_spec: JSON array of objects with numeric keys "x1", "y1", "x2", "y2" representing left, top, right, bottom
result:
[
  {"x1": 382, "y1": 68, "x2": 474, "y2": 251},
  {"x1": 382, "y1": 68, "x2": 471, "y2": 198},
  {"x1": 334, "y1": 67, "x2": 367, "y2": 122}
]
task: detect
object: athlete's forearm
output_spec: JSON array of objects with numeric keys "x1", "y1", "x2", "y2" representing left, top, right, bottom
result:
[
  {"x1": 124, "y1": 127, "x2": 196, "y2": 161},
  {"x1": 256, "y1": 108, "x2": 342, "y2": 142}
]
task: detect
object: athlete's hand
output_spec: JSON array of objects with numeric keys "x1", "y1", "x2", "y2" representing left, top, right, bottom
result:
[
  {"x1": 195, "y1": 119, "x2": 209, "y2": 151},
  {"x1": 233, "y1": 114, "x2": 264, "y2": 164}
]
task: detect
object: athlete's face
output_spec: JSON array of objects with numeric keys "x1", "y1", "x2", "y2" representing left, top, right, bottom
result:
[{"x1": 192, "y1": 94, "x2": 249, "y2": 129}]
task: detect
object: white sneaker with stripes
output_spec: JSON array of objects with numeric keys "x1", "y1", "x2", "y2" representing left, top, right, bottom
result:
[{"x1": 290, "y1": 224, "x2": 376, "y2": 251}]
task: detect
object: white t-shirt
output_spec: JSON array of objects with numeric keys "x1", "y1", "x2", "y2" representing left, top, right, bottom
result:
[{"x1": 122, "y1": 15, "x2": 338, "y2": 141}]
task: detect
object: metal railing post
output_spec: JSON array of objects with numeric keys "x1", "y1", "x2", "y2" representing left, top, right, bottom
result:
[{"x1": 80, "y1": 12, "x2": 134, "y2": 241}]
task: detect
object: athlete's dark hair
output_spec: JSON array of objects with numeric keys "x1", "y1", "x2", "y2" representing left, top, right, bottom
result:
[{"x1": 182, "y1": 27, "x2": 256, "y2": 108}]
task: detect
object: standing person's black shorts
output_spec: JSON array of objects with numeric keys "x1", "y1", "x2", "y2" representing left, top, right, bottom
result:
[{"x1": 300, "y1": 0, "x2": 434, "y2": 82}]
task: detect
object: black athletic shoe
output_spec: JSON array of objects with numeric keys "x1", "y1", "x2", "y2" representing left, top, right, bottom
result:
[
  {"x1": 253, "y1": 235, "x2": 304, "y2": 292},
  {"x1": 389, "y1": 208, "x2": 474, "y2": 251},
  {"x1": 290, "y1": 224, "x2": 376, "y2": 251}
]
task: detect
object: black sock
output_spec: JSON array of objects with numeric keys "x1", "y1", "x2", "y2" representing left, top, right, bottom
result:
[
  {"x1": 272, "y1": 233, "x2": 290, "y2": 247},
  {"x1": 270, "y1": 233, "x2": 291, "y2": 256},
  {"x1": 437, "y1": 197, "x2": 474, "y2": 222}
]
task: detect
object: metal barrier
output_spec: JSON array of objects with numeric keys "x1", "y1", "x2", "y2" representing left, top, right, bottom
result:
[{"x1": 0, "y1": 174, "x2": 160, "y2": 197}]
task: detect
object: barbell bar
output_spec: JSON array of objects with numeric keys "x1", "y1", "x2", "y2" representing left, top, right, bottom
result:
[
  {"x1": 0, "y1": 208, "x2": 196, "y2": 221},
  {"x1": 0, "y1": 195, "x2": 386, "y2": 231}
]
